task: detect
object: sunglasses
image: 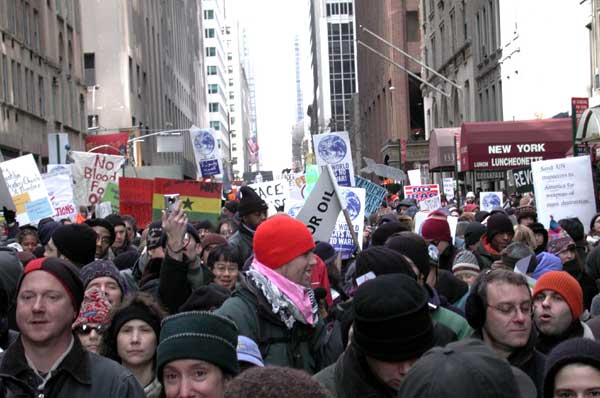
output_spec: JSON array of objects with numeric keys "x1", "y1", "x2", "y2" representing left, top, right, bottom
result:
[{"x1": 75, "y1": 324, "x2": 107, "y2": 335}]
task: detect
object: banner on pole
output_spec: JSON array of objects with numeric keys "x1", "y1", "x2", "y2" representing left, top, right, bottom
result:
[
  {"x1": 190, "y1": 126, "x2": 222, "y2": 178},
  {"x1": 43, "y1": 169, "x2": 77, "y2": 222},
  {"x1": 0, "y1": 154, "x2": 53, "y2": 225},
  {"x1": 85, "y1": 132, "x2": 129, "y2": 155},
  {"x1": 119, "y1": 177, "x2": 154, "y2": 228},
  {"x1": 355, "y1": 176, "x2": 387, "y2": 217},
  {"x1": 313, "y1": 131, "x2": 355, "y2": 187},
  {"x1": 70, "y1": 151, "x2": 126, "y2": 206},
  {"x1": 330, "y1": 187, "x2": 365, "y2": 259}
]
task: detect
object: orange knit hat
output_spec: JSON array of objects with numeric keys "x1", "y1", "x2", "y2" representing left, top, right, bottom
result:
[{"x1": 533, "y1": 271, "x2": 583, "y2": 320}]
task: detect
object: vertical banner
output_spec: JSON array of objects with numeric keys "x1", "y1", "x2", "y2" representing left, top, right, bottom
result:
[
  {"x1": 42, "y1": 168, "x2": 77, "y2": 221},
  {"x1": 313, "y1": 131, "x2": 355, "y2": 187},
  {"x1": 532, "y1": 156, "x2": 597, "y2": 232},
  {"x1": 479, "y1": 192, "x2": 503, "y2": 212},
  {"x1": 354, "y1": 176, "x2": 387, "y2": 217},
  {"x1": 329, "y1": 187, "x2": 365, "y2": 259},
  {"x1": 189, "y1": 126, "x2": 222, "y2": 178},
  {"x1": 119, "y1": 177, "x2": 154, "y2": 228},
  {"x1": 0, "y1": 154, "x2": 54, "y2": 225},
  {"x1": 70, "y1": 151, "x2": 125, "y2": 206},
  {"x1": 152, "y1": 178, "x2": 222, "y2": 224}
]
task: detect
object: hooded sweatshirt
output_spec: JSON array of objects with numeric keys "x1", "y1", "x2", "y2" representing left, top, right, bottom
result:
[{"x1": 532, "y1": 252, "x2": 562, "y2": 280}]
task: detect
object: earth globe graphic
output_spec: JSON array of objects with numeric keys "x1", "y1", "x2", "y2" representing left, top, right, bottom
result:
[
  {"x1": 343, "y1": 190, "x2": 361, "y2": 220},
  {"x1": 482, "y1": 193, "x2": 501, "y2": 209},
  {"x1": 287, "y1": 203, "x2": 303, "y2": 218},
  {"x1": 194, "y1": 131, "x2": 215, "y2": 157},
  {"x1": 317, "y1": 135, "x2": 347, "y2": 164}
]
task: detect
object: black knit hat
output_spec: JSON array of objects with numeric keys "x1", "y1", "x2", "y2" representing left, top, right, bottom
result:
[
  {"x1": 237, "y1": 186, "x2": 267, "y2": 216},
  {"x1": 157, "y1": 311, "x2": 239, "y2": 379},
  {"x1": 52, "y1": 224, "x2": 97, "y2": 267},
  {"x1": 85, "y1": 218, "x2": 116, "y2": 245},
  {"x1": 314, "y1": 241, "x2": 337, "y2": 266},
  {"x1": 385, "y1": 232, "x2": 430, "y2": 279},
  {"x1": 354, "y1": 246, "x2": 417, "y2": 284},
  {"x1": 111, "y1": 301, "x2": 162, "y2": 340},
  {"x1": 178, "y1": 283, "x2": 231, "y2": 312},
  {"x1": 486, "y1": 213, "x2": 514, "y2": 241},
  {"x1": 105, "y1": 214, "x2": 126, "y2": 228},
  {"x1": 352, "y1": 274, "x2": 434, "y2": 361},
  {"x1": 543, "y1": 338, "x2": 600, "y2": 398},
  {"x1": 464, "y1": 222, "x2": 487, "y2": 247},
  {"x1": 371, "y1": 221, "x2": 409, "y2": 246},
  {"x1": 37, "y1": 217, "x2": 60, "y2": 246}
]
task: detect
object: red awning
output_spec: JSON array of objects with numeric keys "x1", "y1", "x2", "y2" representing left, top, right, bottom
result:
[
  {"x1": 429, "y1": 128, "x2": 460, "y2": 170},
  {"x1": 459, "y1": 119, "x2": 573, "y2": 171}
]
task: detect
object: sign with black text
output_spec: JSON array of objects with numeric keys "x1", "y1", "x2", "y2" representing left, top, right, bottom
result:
[{"x1": 512, "y1": 167, "x2": 534, "y2": 194}]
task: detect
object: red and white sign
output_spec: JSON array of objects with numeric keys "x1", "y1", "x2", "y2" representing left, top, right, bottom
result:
[
  {"x1": 572, "y1": 97, "x2": 589, "y2": 127},
  {"x1": 403, "y1": 184, "x2": 440, "y2": 202}
]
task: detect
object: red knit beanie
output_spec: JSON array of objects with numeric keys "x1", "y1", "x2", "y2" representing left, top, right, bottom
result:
[
  {"x1": 421, "y1": 210, "x2": 452, "y2": 243},
  {"x1": 253, "y1": 215, "x2": 315, "y2": 269},
  {"x1": 533, "y1": 271, "x2": 583, "y2": 320}
]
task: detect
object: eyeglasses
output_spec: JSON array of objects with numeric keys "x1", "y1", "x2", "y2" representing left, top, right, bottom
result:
[
  {"x1": 487, "y1": 302, "x2": 533, "y2": 318},
  {"x1": 75, "y1": 324, "x2": 107, "y2": 335}
]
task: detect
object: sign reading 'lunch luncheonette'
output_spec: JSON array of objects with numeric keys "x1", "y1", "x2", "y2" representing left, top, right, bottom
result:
[{"x1": 471, "y1": 144, "x2": 547, "y2": 169}]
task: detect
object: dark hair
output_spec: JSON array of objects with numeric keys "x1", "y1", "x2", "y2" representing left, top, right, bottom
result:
[
  {"x1": 217, "y1": 218, "x2": 238, "y2": 235},
  {"x1": 206, "y1": 244, "x2": 242, "y2": 270},
  {"x1": 472, "y1": 269, "x2": 530, "y2": 308},
  {"x1": 559, "y1": 218, "x2": 584, "y2": 242},
  {"x1": 590, "y1": 213, "x2": 600, "y2": 234},
  {"x1": 121, "y1": 215, "x2": 137, "y2": 232},
  {"x1": 16, "y1": 229, "x2": 39, "y2": 245},
  {"x1": 100, "y1": 292, "x2": 167, "y2": 363}
]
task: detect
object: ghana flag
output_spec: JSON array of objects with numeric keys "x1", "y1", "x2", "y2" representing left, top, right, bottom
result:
[{"x1": 152, "y1": 178, "x2": 222, "y2": 224}]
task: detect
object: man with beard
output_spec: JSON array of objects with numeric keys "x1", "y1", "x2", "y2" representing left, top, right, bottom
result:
[
  {"x1": 533, "y1": 271, "x2": 595, "y2": 355},
  {"x1": 474, "y1": 213, "x2": 514, "y2": 270},
  {"x1": 228, "y1": 186, "x2": 268, "y2": 265},
  {"x1": 465, "y1": 269, "x2": 545, "y2": 396}
]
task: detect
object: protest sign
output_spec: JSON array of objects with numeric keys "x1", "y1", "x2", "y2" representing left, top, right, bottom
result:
[
  {"x1": 189, "y1": 126, "x2": 222, "y2": 178},
  {"x1": 355, "y1": 176, "x2": 387, "y2": 217},
  {"x1": 419, "y1": 195, "x2": 441, "y2": 211},
  {"x1": 96, "y1": 202, "x2": 113, "y2": 218},
  {"x1": 152, "y1": 178, "x2": 222, "y2": 224},
  {"x1": 0, "y1": 154, "x2": 53, "y2": 225},
  {"x1": 407, "y1": 169, "x2": 422, "y2": 186},
  {"x1": 249, "y1": 180, "x2": 289, "y2": 211},
  {"x1": 70, "y1": 151, "x2": 125, "y2": 206},
  {"x1": 532, "y1": 156, "x2": 597, "y2": 232},
  {"x1": 288, "y1": 173, "x2": 306, "y2": 200},
  {"x1": 296, "y1": 166, "x2": 343, "y2": 242},
  {"x1": 330, "y1": 187, "x2": 365, "y2": 259},
  {"x1": 512, "y1": 167, "x2": 534, "y2": 194},
  {"x1": 313, "y1": 131, "x2": 355, "y2": 187},
  {"x1": 102, "y1": 182, "x2": 120, "y2": 214},
  {"x1": 42, "y1": 169, "x2": 77, "y2": 221},
  {"x1": 403, "y1": 184, "x2": 440, "y2": 202},
  {"x1": 119, "y1": 177, "x2": 153, "y2": 228},
  {"x1": 480, "y1": 192, "x2": 503, "y2": 212},
  {"x1": 361, "y1": 157, "x2": 406, "y2": 183},
  {"x1": 443, "y1": 177, "x2": 455, "y2": 200}
]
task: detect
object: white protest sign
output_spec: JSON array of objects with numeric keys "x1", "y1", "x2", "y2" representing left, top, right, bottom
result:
[
  {"x1": 330, "y1": 187, "x2": 365, "y2": 259},
  {"x1": 295, "y1": 166, "x2": 343, "y2": 242},
  {"x1": 361, "y1": 157, "x2": 406, "y2": 182},
  {"x1": 43, "y1": 169, "x2": 77, "y2": 221},
  {"x1": 408, "y1": 169, "x2": 422, "y2": 186},
  {"x1": 479, "y1": 192, "x2": 503, "y2": 212},
  {"x1": 313, "y1": 131, "x2": 355, "y2": 187},
  {"x1": 0, "y1": 154, "x2": 53, "y2": 225},
  {"x1": 443, "y1": 177, "x2": 455, "y2": 200},
  {"x1": 419, "y1": 195, "x2": 441, "y2": 211},
  {"x1": 532, "y1": 156, "x2": 597, "y2": 232},
  {"x1": 70, "y1": 151, "x2": 126, "y2": 206},
  {"x1": 249, "y1": 180, "x2": 290, "y2": 211},
  {"x1": 189, "y1": 126, "x2": 222, "y2": 178},
  {"x1": 96, "y1": 202, "x2": 113, "y2": 219}
]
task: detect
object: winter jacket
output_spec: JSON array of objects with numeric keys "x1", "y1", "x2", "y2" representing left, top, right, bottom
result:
[
  {"x1": 0, "y1": 336, "x2": 145, "y2": 397},
  {"x1": 314, "y1": 345, "x2": 397, "y2": 398},
  {"x1": 535, "y1": 320, "x2": 595, "y2": 355},
  {"x1": 143, "y1": 377, "x2": 162, "y2": 398},
  {"x1": 425, "y1": 284, "x2": 472, "y2": 339},
  {"x1": 474, "y1": 236, "x2": 502, "y2": 270},
  {"x1": 586, "y1": 245, "x2": 600, "y2": 288},
  {"x1": 563, "y1": 259, "x2": 598, "y2": 310},
  {"x1": 532, "y1": 252, "x2": 562, "y2": 280},
  {"x1": 228, "y1": 223, "x2": 255, "y2": 265},
  {"x1": 311, "y1": 256, "x2": 333, "y2": 307},
  {"x1": 215, "y1": 274, "x2": 338, "y2": 374},
  {"x1": 437, "y1": 244, "x2": 457, "y2": 271}
]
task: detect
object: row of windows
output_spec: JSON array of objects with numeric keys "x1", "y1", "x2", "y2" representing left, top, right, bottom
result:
[{"x1": 326, "y1": 2, "x2": 353, "y2": 17}]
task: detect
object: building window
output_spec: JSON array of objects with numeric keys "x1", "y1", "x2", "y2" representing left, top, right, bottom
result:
[
  {"x1": 128, "y1": 56, "x2": 133, "y2": 92},
  {"x1": 227, "y1": 52, "x2": 233, "y2": 61},
  {"x1": 207, "y1": 65, "x2": 217, "y2": 75},
  {"x1": 1, "y1": 55, "x2": 8, "y2": 101},
  {"x1": 205, "y1": 28, "x2": 215, "y2": 38},
  {"x1": 228, "y1": 78, "x2": 234, "y2": 87},
  {"x1": 206, "y1": 47, "x2": 216, "y2": 57},
  {"x1": 204, "y1": 10, "x2": 214, "y2": 20},
  {"x1": 84, "y1": 53, "x2": 95, "y2": 86},
  {"x1": 406, "y1": 11, "x2": 419, "y2": 42},
  {"x1": 210, "y1": 121, "x2": 220, "y2": 130},
  {"x1": 462, "y1": 1, "x2": 468, "y2": 41},
  {"x1": 88, "y1": 114, "x2": 98, "y2": 128},
  {"x1": 227, "y1": 65, "x2": 234, "y2": 74},
  {"x1": 229, "y1": 91, "x2": 234, "y2": 100},
  {"x1": 38, "y1": 76, "x2": 45, "y2": 117},
  {"x1": 209, "y1": 102, "x2": 219, "y2": 112},
  {"x1": 208, "y1": 84, "x2": 218, "y2": 94},
  {"x1": 449, "y1": 10, "x2": 456, "y2": 53}
]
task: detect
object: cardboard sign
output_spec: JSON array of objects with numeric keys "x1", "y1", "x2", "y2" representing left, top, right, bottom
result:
[
  {"x1": 419, "y1": 195, "x2": 442, "y2": 211},
  {"x1": 532, "y1": 156, "x2": 597, "y2": 233},
  {"x1": 512, "y1": 167, "x2": 534, "y2": 194},
  {"x1": 190, "y1": 126, "x2": 222, "y2": 178},
  {"x1": 249, "y1": 180, "x2": 290, "y2": 211},
  {"x1": 480, "y1": 192, "x2": 503, "y2": 212},
  {"x1": 119, "y1": 177, "x2": 154, "y2": 228},
  {"x1": 355, "y1": 176, "x2": 387, "y2": 217},
  {"x1": 0, "y1": 154, "x2": 53, "y2": 225},
  {"x1": 70, "y1": 151, "x2": 126, "y2": 206},
  {"x1": 443, "y1": 177, "x2": 455, "y2": 200},
  {"x1": 313, "y1": 131, "x2": 355, "y2": 187},
  {"x1": 329, "y1": 187, "x2": 365, "y2": 259},
  {"x1": 296, "y1": 166, "x2": 344, "y2": 242},
  {"x1": 43, "y1": 169, "x2": 77, "y2": 222},
  {"x1": 96, "y1": 202, "x2": 113, "y2": 218},
  {"x1": 403, "y1": 184, "x2": 440, "y2": 202}
]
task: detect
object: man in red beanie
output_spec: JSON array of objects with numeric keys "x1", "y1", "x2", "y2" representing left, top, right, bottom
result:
[
  {"x1": 533, "y1": 271, "x2": 594, "y2": 355},
  {"x1": 421, "y1": 210, "x2": 457, "y2": 271},
  {"x1": 217, "y1": 214, "x2": 338, "y2": 374}
]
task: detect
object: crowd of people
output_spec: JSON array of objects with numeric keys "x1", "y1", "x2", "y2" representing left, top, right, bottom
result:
[{"x1": 0, "y1": 185, "x2": 600, "y2": 397}]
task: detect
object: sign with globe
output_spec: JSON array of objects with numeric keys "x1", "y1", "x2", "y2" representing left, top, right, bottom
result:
[
  {"x1": 342, "y1": 190, "x2": 361, "y2": 220},
  {"x1": 189, "y1": 126, "x2": 221, "y2": 177},
  {"x1": 480, "y1": 192, "x2": 503, "y2": 212},
  {"x1": 317, "y1": 135, "x2": 347, "y2": 164},
  {"x1": 194, "y1": 130, "x2": 215, "y2": 158},
  {"x1": 313, "y1": 131, "x2": 355, "y2": 187},
  {"x1": 329, "y1": 187, "x2": 365, "y2": 260}
]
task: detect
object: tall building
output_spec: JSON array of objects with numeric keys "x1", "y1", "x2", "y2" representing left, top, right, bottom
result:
[
  {"x1": 355, "y1": 0, "x2": 424, "y2": 170},
  {"x1": 239, "y1": 26, "x2": 259, "y2": 171},
  {"x1": 0, "y1": 0, "x2": 87, "y2": 162},
  {"x1": 292, "y1": 35, "x2": 306, "y2": 171},
  {"x1": 308, "y1": 0, "x2": 358, "y2": 135},
  {"x1": 81, "y1": 0, "x2": 208, "y2": 178}
]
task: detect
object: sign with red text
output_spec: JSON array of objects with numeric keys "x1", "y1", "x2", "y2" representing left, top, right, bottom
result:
[
  {"x1": 70, "y1": 151, "x2": 126, "y2": 206},
  {"x1": 403, "y1": 184, "x2": 440, "y2": 202},
  {"x1": 42, "y1": 168, "x2": 77, "y2": 222},
  {"x1": 572, "y1": 97, "x2": 589, "y2": 127}
]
